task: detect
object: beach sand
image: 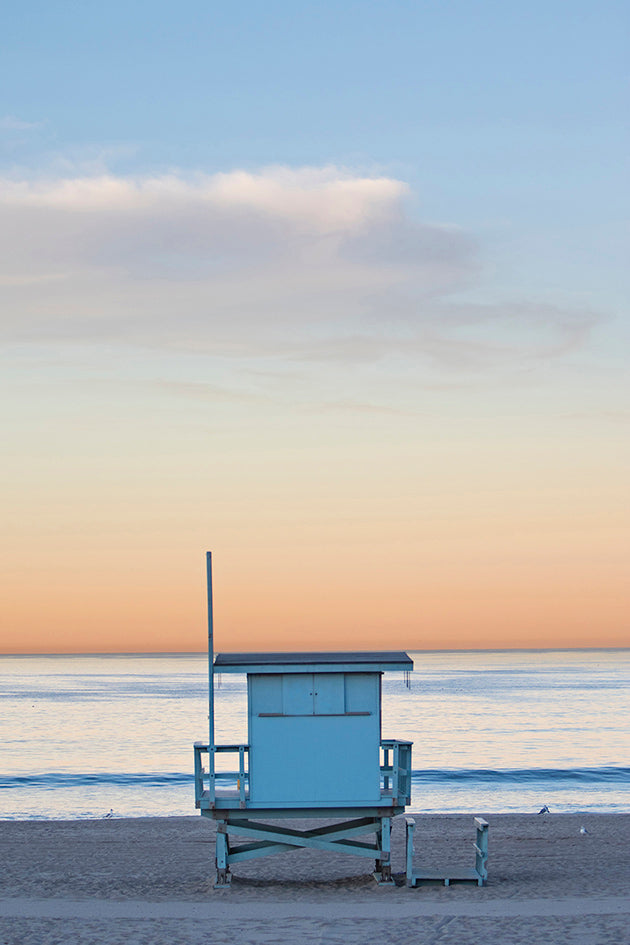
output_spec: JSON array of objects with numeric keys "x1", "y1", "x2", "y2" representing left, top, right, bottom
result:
[{"x1": 1, "y1": 813, "x2": 629, "y2": 944}]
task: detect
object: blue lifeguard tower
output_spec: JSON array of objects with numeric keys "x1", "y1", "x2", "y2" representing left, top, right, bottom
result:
[{"x1": 194, "y1": 553, "x2": 413, "y2": 886}]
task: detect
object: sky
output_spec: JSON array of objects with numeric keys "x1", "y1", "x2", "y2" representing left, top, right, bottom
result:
[{"x1": 1, "y1": 1, "x2": 628, "y2": 653}]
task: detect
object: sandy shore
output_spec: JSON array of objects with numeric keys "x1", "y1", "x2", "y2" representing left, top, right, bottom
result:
[{"x1": 1, "y1": 813, "x2": 629, "y2": 944}]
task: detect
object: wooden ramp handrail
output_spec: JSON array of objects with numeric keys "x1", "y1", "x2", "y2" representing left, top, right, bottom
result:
[{"x1": 405, "y1": 816, "x2": 489, "y2": 888}]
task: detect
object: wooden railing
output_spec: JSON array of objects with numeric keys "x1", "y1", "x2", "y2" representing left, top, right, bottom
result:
[
  {"x1": 194, "y1": 742, "x2": 250, "y2": 809},
  {"x1": 380, "y1": 739, "x2": 413, "y2": 804},
  {"x1": 195, "y1": 738, "x2": 412, "y2": 809}
]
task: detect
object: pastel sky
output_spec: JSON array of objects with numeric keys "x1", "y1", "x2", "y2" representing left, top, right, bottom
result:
[{"x1": 1, "y1": 1, "x2": 628, "y2": 653}]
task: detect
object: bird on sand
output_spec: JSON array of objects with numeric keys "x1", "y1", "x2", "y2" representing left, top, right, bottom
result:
[
  {"x1": 580, "y1": 826, "x2": 589, "y2": 834},
  {"x1": 104, "y1": 809, "x2": 114, "y2": 819},
  {"x1": 538, "y1": 805, "x2": 550, "y2": 814}
]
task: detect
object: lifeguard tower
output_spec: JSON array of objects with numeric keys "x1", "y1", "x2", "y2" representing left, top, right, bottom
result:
[{"x1": 194, "y1": 553, "x2": 413, "y2": 886}]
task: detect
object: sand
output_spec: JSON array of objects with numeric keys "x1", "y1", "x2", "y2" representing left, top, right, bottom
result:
[{"x1": 1, "y1": 813, "x2": 629, "y2": 944}]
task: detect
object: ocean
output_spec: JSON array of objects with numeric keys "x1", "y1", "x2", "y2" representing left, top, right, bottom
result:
[{"x1": 1, "y1": 649, "x2": 628, "y2": 819}]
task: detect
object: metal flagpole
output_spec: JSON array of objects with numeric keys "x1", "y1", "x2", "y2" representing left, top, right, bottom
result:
[{"x1": 206, "y1": 551, "x2": 215, "y2": 800}]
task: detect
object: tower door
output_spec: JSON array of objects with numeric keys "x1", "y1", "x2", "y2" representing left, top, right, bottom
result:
[{"x1": 282, "y1": 673, "x2": 344, "y2": 715}]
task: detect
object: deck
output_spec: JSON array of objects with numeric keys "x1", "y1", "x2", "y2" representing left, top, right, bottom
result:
[{"x1": 194, "y1": 739, "x2": 412, "y2": 812}]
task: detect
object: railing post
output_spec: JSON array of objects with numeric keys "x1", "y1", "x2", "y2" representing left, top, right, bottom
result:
[
  {"x1": 402, "y1": 743, "x2": 411, "y2": 802},
  {"x1": 392, "y1": 742, "x2": 400, "y2": 800},
  {"x1": 239, "y1": 745, "x2": 246, "y2": 808},
  {"x1": 193, "y1": 742, "x2": 204, "y2": 807},
  {"x1": 405, "y1": 817, "x2": 415, "y2": 887},
  {"x1": 474, "y1": 817, "x2": 489, "y2": 885}
]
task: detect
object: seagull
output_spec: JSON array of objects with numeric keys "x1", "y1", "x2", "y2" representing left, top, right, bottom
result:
[
  {"x1": 104, "y1": 809, "x2": 114, "y2": 819},
  {"x1": 580, "y1": 826, "x2": 589, "y2": 835},
  {"x1": 538, "y1": 805, "x2": 550, "y2": 814}
]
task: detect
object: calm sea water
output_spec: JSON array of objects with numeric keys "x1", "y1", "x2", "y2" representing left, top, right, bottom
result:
[{"x1": 1, "y1": 650, "x2": 628, "y2": 819}]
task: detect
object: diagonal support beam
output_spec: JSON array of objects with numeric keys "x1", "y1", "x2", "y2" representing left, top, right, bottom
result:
[
  {"x1": 220, "y1": 819, "x2": 380, "y2": 859},
  {"x1": 227, "y1": 840, "x2": 297, "y2": 863},
  {"x1": 227, "y1": 816, "x2": 379, "y2": 843},
  {"x1": 222, "y1": 818, "x2": 378, "y2": 843},
  {"x1": 300, "y1": 817, "x2": 379, "y2": 840}
]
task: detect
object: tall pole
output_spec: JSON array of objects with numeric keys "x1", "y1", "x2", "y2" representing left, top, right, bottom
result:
[{"x1": 206, "y1": 551, "x2": 215, "y2": 798}]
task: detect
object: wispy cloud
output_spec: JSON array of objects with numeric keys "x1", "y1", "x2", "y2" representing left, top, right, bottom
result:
[
  {"x1": 0, "y1": 116, "x2": 44, "y2": 132},
  {"x1": 0, "y1": 166, "x2": 598, "y2": 370}
]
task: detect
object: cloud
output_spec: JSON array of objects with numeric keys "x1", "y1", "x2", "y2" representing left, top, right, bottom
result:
[
  {"x1": 0, "y1": 165, "x2": 596, "y2": 368},
  {"x1": 0, "y1": 116, "x2": 43, "y2": 132}
]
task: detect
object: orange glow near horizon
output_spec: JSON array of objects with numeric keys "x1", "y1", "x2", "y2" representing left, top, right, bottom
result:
[
  {"x1": 3, "y1": 342, "x2": 629, "y2": 656},
  {"x1": 3, "y1": 529, "x2": 628, "y2": 654}
]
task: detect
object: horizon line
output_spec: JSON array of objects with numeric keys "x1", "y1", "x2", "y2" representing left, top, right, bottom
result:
[{"x1": 1, "y1": 646, "x2": 629, "y2": 658}]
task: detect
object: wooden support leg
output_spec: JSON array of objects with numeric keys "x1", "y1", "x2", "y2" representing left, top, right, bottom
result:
[
  {"x1": 374, "y1": 821, "x2": 383, "y2": 872},
  {"x1": 374, "y1": 816, "x2": 394, "y2": 884},
  {"x1": 381, "y1": 816, "x2": 392, "y2": 882},
  {"x1": 214, "y1": 823, "x2": 231, "y2": 888}
]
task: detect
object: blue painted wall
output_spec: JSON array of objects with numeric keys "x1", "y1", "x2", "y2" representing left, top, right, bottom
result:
[{"x1": 248, "y1": 672, "x2": 381, "y2": 804}]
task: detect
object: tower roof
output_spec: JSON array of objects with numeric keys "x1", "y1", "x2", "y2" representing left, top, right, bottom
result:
[{"x1": 213, "y1": 651, "x2": 413, "y2": 674}]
